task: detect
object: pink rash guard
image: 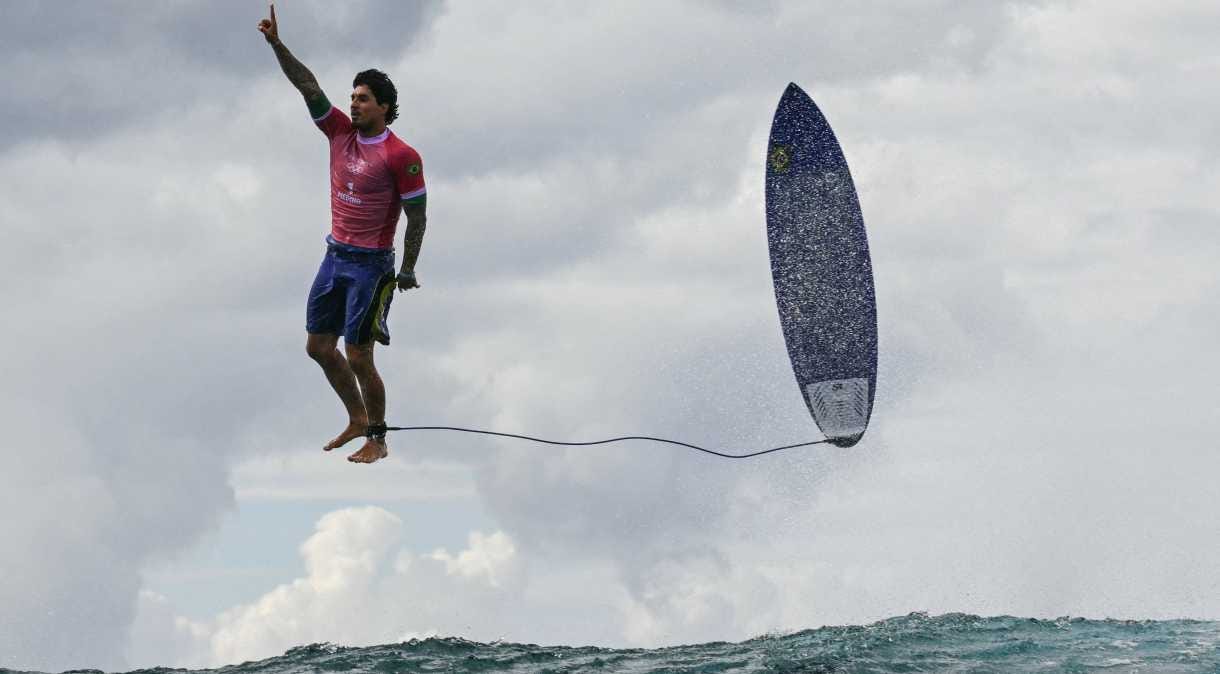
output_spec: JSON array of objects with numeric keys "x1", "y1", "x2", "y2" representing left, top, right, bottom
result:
[{"x1": 314, "y1": 106, "x2": 426, "y2": 249}]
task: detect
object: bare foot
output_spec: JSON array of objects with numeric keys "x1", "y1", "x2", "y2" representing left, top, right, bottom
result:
[
  {"x1": 324, "y1": 421, "x2": 368, "y2": 451},
  {"x1": 347, "y1": 438, "x2": 389, "y2": 464}
]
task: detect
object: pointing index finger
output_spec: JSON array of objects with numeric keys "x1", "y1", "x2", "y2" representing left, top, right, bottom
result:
[{"x1": 270, "y1": 1, "x2": 276, "y2": 23}]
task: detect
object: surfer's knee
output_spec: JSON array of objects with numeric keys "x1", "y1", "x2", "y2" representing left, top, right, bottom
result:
[
  {"x1": 306, "y1": 334, "x2": 340, "y2": 363},
  {"x1": 345, "y1": 342, "x2": 375, "y2": 375}
]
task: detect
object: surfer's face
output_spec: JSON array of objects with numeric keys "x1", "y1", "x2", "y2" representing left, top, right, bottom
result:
[{"x1": 350, "y1": 85, "x2": 387, "y2": 131}]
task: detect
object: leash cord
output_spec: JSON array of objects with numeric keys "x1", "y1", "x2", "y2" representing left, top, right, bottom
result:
[{"x1": 377, "y1": 425, "x2": 830, "y2": 459}]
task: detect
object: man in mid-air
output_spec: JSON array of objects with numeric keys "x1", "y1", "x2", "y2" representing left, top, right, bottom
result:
[{"x1": 259, "y1": 4, "x2": 427, "y2": 464}]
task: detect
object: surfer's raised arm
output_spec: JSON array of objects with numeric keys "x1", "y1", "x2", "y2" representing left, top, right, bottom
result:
[{"x1": 258, "y1": 4, "x2": 327, "y2": 110}]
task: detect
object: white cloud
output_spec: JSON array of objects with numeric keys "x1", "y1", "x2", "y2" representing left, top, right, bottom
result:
[
  {"x1": 3, "y1": 1, "x2": 1220, "y2": 671},
  {"x1": 206, "y1": 507, "x2": 406, "y2": 663},
  {"x1": 429, "y1": 531, "x2": 518, "y2": 588},
  {"x1": 130, "y1": 507, "x2": 521, "y2": 667},
  {"x1": 231, "y1": 451, "x2": 476, "y2": 502}
]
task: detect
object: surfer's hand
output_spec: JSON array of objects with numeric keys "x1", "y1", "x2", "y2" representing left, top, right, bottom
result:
[
  {"x1": 258, "y1": 3, "x2": 279, "y2": 44},
  {"x1": 397, "y1": 271, "x2": 420, "y2": 291}
]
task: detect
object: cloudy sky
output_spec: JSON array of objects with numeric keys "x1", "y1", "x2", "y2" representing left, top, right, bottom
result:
[{"x1": 3, "y1": 0, "x2": 1219, "y2": 671}]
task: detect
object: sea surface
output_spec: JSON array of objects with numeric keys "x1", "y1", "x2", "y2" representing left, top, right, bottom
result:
[{"x1": 8, "y1": 613, "x2": 1220, "y2": 674}]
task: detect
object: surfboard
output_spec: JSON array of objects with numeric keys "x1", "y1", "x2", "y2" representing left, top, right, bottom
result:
[{"x1": 765, "y1": 82, "x2": 878, "y2": 448}]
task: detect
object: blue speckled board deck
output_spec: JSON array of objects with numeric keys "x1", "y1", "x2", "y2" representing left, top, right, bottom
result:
[{"x1": 765, "y1": 83, "x2": 877, "y2": 447}]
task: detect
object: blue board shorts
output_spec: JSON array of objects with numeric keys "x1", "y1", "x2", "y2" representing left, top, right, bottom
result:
[{"x1": 306, "y1": 235, "x2": 396, "y2": 345}]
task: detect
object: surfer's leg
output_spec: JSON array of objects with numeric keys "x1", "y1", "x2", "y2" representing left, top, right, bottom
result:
[
  {"x1": 345, "y1": 342, "x2": 385, "y2": 428},
  {"x1": 306, "y1": 250, "x2": 369, "y2": 450},
  {"x1": 307, "y1": 332, "x2": 369, "y2": 450},
  {"x1": 345, "y1": 342, "x2": 388, "y2": 464}
]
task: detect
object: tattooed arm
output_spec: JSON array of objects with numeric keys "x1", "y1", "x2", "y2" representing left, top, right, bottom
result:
[
  {"x1": 397, "y1": 201, "x2": 427, "y2": 290},
  {"x1": 258, "y1": 4, "x2": 327, "y2": 110}
]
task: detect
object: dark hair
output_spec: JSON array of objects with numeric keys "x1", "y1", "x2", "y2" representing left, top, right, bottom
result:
[{"x1": 353, "y1": 69, "x2": 399, "y2": 125}]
